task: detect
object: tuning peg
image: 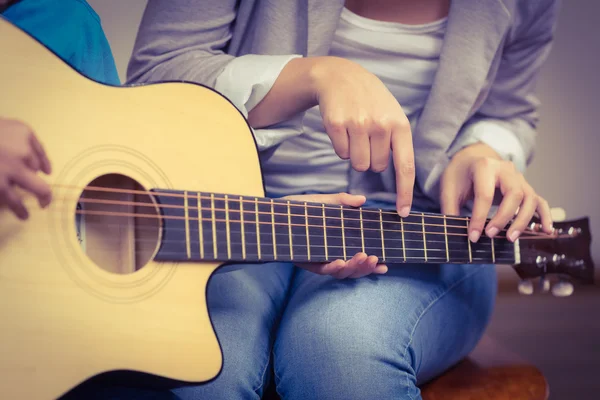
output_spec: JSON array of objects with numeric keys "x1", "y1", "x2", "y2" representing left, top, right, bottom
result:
[
  {"x1": 551, "y1": 280, "x2": 574, "y2": 297},
  {"x1": 540, "y1": 277, "x2": 551, "y2": 293},
  {"x1": 550, "y1": 207, "x2": 566, "y2": 222},
  {"x1": 518, "y1": 279, "x2": 534, "y2": 295}
]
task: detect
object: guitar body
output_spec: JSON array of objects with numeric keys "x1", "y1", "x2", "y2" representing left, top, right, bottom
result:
[{"x1": 0, "y1": 18, "x2": 264, "y2": 399}]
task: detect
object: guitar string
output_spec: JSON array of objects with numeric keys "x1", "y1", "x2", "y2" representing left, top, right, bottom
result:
[
  {"x1": 72, "y1": 219, "x2": 516, "y2": 255},
  {"x1": 72, "y1": 196, "x2": 550, "y2": 237},
  {"x1": 52, "y1": 183, "x2": 553, "y2": 233},
  {"x1": 69, "y1": 208, "x2": 545, "y2": 240},
  {"x1": 81, "y1": 236, "x2": 516, "y2": 257},
  {"x1": 52, "y1": 197, "x2": 552, "y2": 239}
]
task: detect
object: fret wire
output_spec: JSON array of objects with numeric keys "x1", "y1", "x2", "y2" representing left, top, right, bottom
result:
[
  {"x1": 197, "y1": 192, "x2": 204, "y2": 259},
  {"x1": 184, "y1": 191, "x2": 191, "y2": 259},
  {"x1": 401, "y1": 217, "x2": 407, "y2": 262},
  {"x1": 443, "y1": 215, "x2": 449, "y2": 262},
  {"x1": 304, "y1": 202, "x2": 311, "y2": 261},
  {"x1": 210, "y1": 193, "x2": 217, "y2": 258},
  {"x1": 421, "y1": 212, "x2": 427, "y2": 262},
  {"x1": 340, "y1": 205, "x2": 347, "y2": 260},
  {"x1": 360, "y1": 208, "x2": 365, "y2": 253},
  {"x1": 270, "y1": 199, "x2": 277, "y2": 259},
  {"x1": 491, "y1": 236, "x2": 495, "y2": 263},
  {"x1": 239, "y1": 196, "x2": 246, "y2": 260},
  {"x1": 224, "y1": 194, "x2": 231, "y2": 259},
  {"x1": 466, "y1": 218, "x2": 472, "y2": 263},
  {"x1": 255, "y1": 198, "x2": 261, "y2": 260},
  {"x1": 287, "y1": 201, "x2": 294, "y2": 260},
  {"x1": 322, "y1": 204, "x2": 329, "y2": 260},
  {"x1": 379, "y1": 209, "x2": 386, "y2": 261}
]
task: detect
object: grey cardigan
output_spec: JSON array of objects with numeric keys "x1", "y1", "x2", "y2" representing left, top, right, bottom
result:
[{"x1": 127, "y1": 0, "x2": 559, "y2": 207}]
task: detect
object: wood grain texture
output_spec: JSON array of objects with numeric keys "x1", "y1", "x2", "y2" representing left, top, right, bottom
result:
[
  {"x1": 421, "y1": 335, "x2": 549, "y2": 400},
  {"x1": 421, "y1": 361, "x2": 548, "y2": 400}
]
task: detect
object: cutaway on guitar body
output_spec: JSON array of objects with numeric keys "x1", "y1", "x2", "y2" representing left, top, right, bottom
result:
[{"x1": 0, "y1": 16, "x2": 265, "y2": 400}]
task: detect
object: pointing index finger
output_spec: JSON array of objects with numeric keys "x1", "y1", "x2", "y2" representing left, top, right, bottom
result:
[{"x1": 391, "y1": 123, "x2": 414, "y2": 217}]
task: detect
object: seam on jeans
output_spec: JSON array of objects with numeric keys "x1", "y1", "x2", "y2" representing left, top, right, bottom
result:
[
  {"x1": 253, "y1": 347, "x2": 272, "y2": 395},
  {"x1": 254, "y1": 266, "x2": 300, "y2": 397},
  {"x1": 402, "y1": 265, "x2": 487, "y2": 400},
  {"x1": 273, "y1": 355, "x2": 283, "y2": 398},
  {"x1": 271, "y1": 267, "x2": 303, "y2": 400}
]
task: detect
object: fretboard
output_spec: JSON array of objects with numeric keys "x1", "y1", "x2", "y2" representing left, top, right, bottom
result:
[{"x1": 152, "y1": 190, "x2": 516, "y2": 265}]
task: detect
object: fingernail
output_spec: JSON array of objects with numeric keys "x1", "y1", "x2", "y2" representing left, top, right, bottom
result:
[
  {"x1": 374, "y1": 265, "x2": 388, "y2": 274},
  {"x1": 486, "y1": 227, "x2": 499, "y2": 237},
  {"x1": 358, "y1": 256, "x2": 366, "y2": 265},
  {"x1": 509, "y1": 230, "x2": 520, "y2": 242},
  {"x1": 469, "y1": 230, "x2": 480, "y2": 243},
  {"x1": 399, "y1": 206, "x2": 410, "y2": 217}
]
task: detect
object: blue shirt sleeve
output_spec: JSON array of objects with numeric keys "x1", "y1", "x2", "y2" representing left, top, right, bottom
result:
[{"x1": 2, "y1": 0, "x2": 121, "y2": 85}]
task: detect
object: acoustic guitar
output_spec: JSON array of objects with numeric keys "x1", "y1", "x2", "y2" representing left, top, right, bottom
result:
[{"x1": 0, "y1": 17, "x2": 594, "y2": 400}]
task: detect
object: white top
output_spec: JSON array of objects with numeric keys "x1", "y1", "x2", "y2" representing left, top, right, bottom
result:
[
  {"x1": 214, "y1": 8, "x2": 525, "y2": 201},
  {"x1": 262, "y1": 8, "x2": 447, "y2": 197}
]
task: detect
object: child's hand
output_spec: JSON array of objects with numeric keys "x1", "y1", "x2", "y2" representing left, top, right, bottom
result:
[{"x1": 0, "y1": 118, "x2": 52, "y2": 219}]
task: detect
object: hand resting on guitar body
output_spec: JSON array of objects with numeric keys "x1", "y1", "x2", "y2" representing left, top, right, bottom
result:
[{"x1": 0, "y1": 117, "x2": 52, "y2": 219}]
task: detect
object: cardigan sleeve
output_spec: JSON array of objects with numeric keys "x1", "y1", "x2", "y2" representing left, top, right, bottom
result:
[
  {"x1": 446, "y1": 0, "x2": 560, "y2": 172},
  {"x1": 126, "y1": 0, "x2": 305, "y2": 151}
]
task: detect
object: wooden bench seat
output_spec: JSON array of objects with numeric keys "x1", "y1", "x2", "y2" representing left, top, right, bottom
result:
[{"x1": 421, "y1": 335, "x2": 548, "y2": 400}]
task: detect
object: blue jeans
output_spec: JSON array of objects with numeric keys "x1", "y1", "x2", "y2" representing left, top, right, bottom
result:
[{"x1": 64, "y1": 201, "x2": 497, "y2": 399}]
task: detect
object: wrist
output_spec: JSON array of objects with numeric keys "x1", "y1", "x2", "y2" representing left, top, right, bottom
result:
[
  {"x1": 453, "y1": 142, "x2": 503, "y2": 162},
  {"x1": 306, "y1": 56, "x2": 356, "y2": 102},
  {"x1": 286, "y1": 57, "x2": 328, "y2": 108}
]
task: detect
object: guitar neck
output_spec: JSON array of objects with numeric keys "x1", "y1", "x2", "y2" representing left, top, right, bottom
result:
[{"x1": 152, "y1": 190, "x2": 517, "y2": 265}]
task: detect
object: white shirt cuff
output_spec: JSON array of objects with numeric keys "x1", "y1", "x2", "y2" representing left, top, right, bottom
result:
[
  {"x1": 214, "y1": 54, "x2": 304, "y2": 151},
  {"x1": 447, "y1": 120, "x2": 527, "y2": 172}
]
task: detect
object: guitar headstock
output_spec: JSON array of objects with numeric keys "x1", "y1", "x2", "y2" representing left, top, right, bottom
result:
[{"x1": 513, "y1": 217, "x2": 595, "y2": 296}]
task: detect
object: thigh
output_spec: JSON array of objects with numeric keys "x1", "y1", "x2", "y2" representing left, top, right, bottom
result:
[
  {"x1": 273, "y1": 263, "x2": 497, "y2": 400},
  {"x1": 62, "y1": 262, "x2": 295, "y2": 400}
]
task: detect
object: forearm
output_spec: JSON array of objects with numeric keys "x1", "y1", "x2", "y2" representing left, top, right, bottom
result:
[{"x1": 247, "y1": 57, "x2": 326, "y2": 128}]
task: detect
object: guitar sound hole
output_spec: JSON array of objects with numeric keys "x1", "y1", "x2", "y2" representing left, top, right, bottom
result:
[{"x1": 75, "y1": 174, "x2": 161, "y2": 275}]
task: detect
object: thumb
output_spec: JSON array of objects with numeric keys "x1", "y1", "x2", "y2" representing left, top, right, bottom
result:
[{"x1": 283, "y1": 192, "x2": 366, "y2": 207}]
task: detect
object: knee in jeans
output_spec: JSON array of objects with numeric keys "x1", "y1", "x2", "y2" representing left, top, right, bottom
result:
[{"x1": 274, "y1": 319, "x2": 419, "y2": 399}]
